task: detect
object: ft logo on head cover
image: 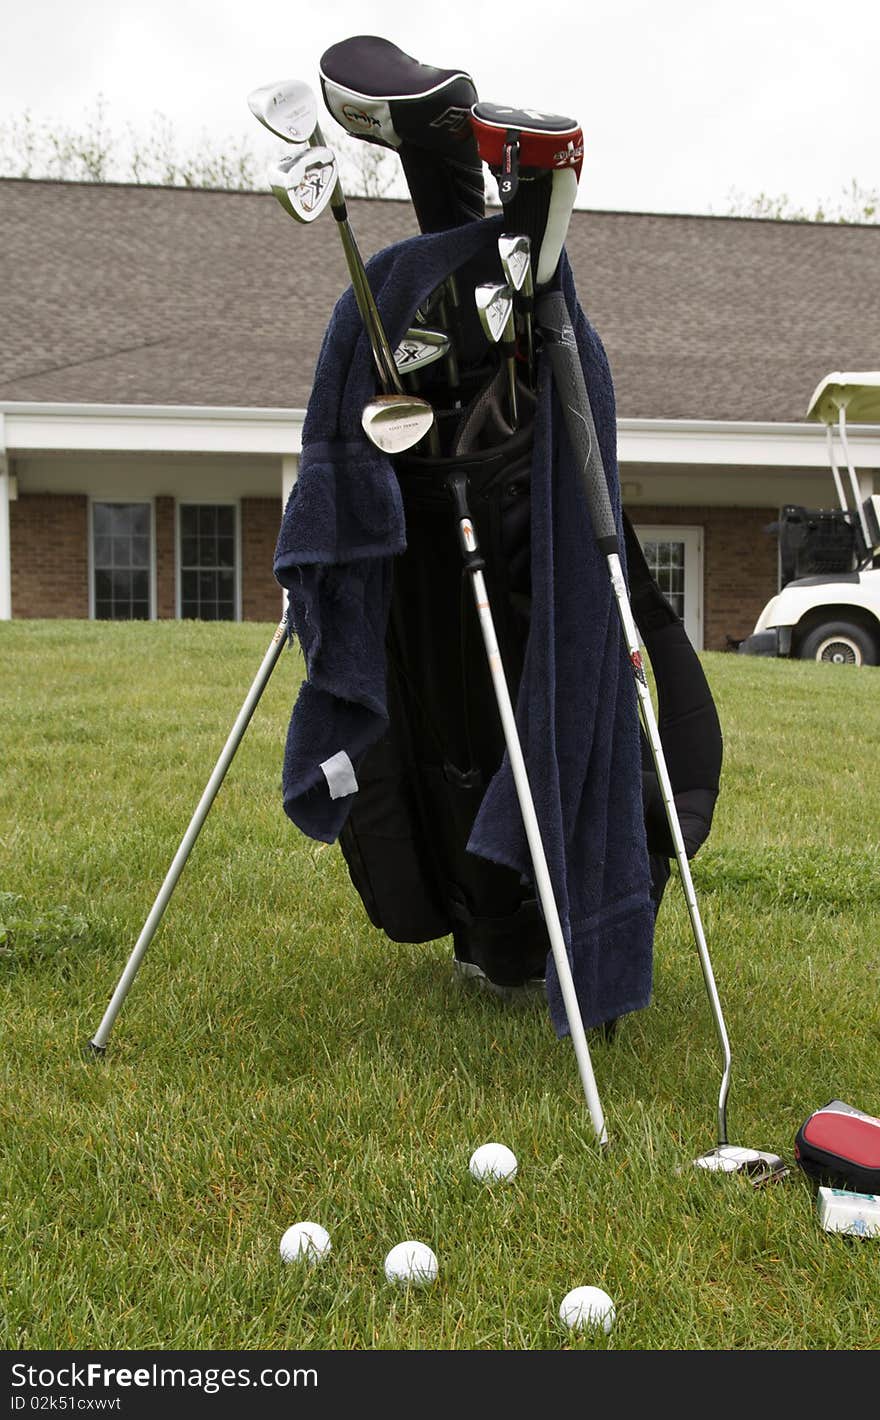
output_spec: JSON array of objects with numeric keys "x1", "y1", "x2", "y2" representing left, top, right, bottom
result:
[{"x1": 429, "y1": 106, "x2": 472, "y2": 135}]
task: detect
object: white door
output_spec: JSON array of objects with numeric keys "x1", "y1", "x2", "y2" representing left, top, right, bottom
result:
[{"x1": 633, "y1": 525, "x2": 704, "y2": 650}]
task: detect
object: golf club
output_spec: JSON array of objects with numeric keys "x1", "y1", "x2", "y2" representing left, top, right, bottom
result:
[
  {"x1": 394, "y1": 327, "x2": 451, "y2": 378},
  {"x1": 537, "y1": 288, "x2": 785, "y2": 1179},
  {"x1": 320, "y1": 37, "x2": 479, "y2": 393},
  {"x1": 475, "y1": 281, "x2": 518, "y2": 429},
  {"x1": 499, "y1": 232, "x2": 535, "y2": 385},
  {"x1": 249, "y1": 79, "x2": 420, "y2": 405},
  {"x1": 267, "y1": 147, "x2": 337, "y2": 224},
  {"x1": 264, "y1": 148, "x2": 435, "y2": 452}
]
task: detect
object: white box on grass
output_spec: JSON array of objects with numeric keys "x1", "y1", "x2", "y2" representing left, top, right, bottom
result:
[{"x1": 817, "y1": 1185, "x2": 880, "y2": 1237}]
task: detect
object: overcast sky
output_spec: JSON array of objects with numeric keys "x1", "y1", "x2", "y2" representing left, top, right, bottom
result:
[{"x1": 3, "y1": 0, "x2": 878, "y2": 215}]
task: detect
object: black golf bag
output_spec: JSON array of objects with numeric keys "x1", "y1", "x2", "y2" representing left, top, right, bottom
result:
[
  {"x1": 284, "y1": 34, "x2": 724, "y2": 997},
  {"x1": 337, "y1": 367, "x2": 723, "y2": 989}
]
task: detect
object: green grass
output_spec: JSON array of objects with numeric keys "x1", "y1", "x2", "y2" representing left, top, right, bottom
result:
[{"x1": 1, "y1": 621, "x2": 878, "y2": 1351}]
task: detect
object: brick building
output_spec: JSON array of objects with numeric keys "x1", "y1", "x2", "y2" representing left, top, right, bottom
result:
[{"x1": 1, "y1": 178, "x2": 879, "y2": 648}]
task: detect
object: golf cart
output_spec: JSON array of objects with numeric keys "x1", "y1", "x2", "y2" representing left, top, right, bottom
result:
[{"x1": 739, "y1": 372, "x2": 880, "y2": 665}]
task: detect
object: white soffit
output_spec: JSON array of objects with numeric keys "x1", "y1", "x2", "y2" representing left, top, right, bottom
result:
[
  {"x1": 3, "y1": 403, "x2": 880, "y2": 469},
  {"x1": 618, "y1": 417, "x2": 880, "y2": 468},
  {"x1": 0, "y1": 403, "x2": 305, "y2": 456}
]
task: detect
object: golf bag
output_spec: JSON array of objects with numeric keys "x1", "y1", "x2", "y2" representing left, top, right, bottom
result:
[
  {"x1": 335, "y1": 365, "x2": 722, "y2": 990},
  {"x1": 274, "y1": 39, "x2": 722, "y2": 1014}
]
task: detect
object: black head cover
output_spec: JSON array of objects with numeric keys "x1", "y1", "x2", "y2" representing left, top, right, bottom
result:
[{"x1": 320, "y1": 35, "x2": 484, "y2": 232}]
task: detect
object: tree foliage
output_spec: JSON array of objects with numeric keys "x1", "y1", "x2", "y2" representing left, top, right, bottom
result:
[
  {"x1": 0, "y1": 96, "x2": 403, "y2": 198},
  {"x1": 725, "y1": 179, "x2": 878, "y2": 224}
]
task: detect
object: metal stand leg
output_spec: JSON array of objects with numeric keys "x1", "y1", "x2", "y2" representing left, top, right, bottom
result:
[
  {"x1": 447, "y1": 473, "x2": 608, "y2": 1147},
  {"x1": 89, "y1": 616, "x2": 290, "y2": 1053}
]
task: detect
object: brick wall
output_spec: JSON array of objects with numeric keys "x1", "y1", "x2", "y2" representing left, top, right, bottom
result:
[
  {"x1": 632, "y1": 504, "x2": 777, "y2": 649},
  {"x1": 10, "y1": 494, "x2": 88, "y2": 617},
  {"x1": 155, "y1": 495, "x2": 175, "y2": 617},
  {"x1": 7, "y1": 491, "x2": 775, "y2": 637},
  {"x1": 241, "y1": 496, "x2": 283, "y2": 621}
]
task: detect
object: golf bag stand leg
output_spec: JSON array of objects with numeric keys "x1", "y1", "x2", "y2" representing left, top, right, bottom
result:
[
  {"x1": 536, "y1": 293, "x2": 735, "y2": 1150},
  {"x1": 88, "y1": 615, "x2": 290, "y2": 1054},
  {"x1": 446, "y1": 472, "x2": 608, "y2": 1148}
]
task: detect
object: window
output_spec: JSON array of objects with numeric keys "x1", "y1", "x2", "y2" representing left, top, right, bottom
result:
[
  {"x1": 92, "y1": 502, "x2": 152, "y2": 620},
  {"x1": 179, "y1": 504, "x2": 237, "y2": 621},
  {"x1": 633, "y1": 525, "x2": 704, "y2": 649}
]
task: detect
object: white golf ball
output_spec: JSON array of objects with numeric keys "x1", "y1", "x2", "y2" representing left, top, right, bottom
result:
[
  {"x1": 468, "y1": 1142, "x2": 518, "y2": 1182},
  {"x1": 279, "y1": 1221, "x2": 331, "y2": 1265},
  {"x1": 383, "y1": 1240, "x2": 439, "y2": 1288},
  {"x1": 559, "y1": 1285, "x2": 616, "y2": 1333}
]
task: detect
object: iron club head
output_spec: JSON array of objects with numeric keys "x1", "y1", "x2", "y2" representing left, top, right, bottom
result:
[
  {"x1": 475, "y1": 282, "x2": 514, "y2": 345},
  {"x1": 394, "y1": 327, "x2": 451, "y2": 376},
  {"x1": 267, "y1": 148, "x2": 338, "y2": 224},
  {"x1": 248, "y1": 79, "x2": 318, "y2": 144},
  {"x1": 498, "y1": 233, "x2": 533, "y2": 296},
  {"x1": 361, "y1": 395, "x2": 436, "y2": 454}
]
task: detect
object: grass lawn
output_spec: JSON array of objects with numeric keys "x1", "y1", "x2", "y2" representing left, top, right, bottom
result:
[{"x1": 1, "y1": 620, "x2": 878, "y2": 1351}]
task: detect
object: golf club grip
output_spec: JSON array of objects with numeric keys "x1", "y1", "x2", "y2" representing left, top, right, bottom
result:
[{"x1": 537, "y1": 291, "x2": 618, "y2": 551}]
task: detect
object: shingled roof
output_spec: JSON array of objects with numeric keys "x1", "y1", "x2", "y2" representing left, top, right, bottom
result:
[{"x1": 1, "y1": 178, "x2": 878, "y2": 421}]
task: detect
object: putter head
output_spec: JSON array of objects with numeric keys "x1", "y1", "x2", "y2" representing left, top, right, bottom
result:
[
  {"x1": 248, "y1": 79, "x2": 318, "y2": 144},
  {"x1": 394, "y1": 327, "x2": 450, "y2": 376},
  {"x1": 693, "y1": 1145, "x2": 789, "y2": 1186},
  {"x1": 361, "y1": 395, "x2": 435, "y2": 454},
  {"x1": 498, "y1": 233, "x2": 533, "y2": 295},
  {"x1": 475, "y1": 282, "x2": 514, "y2": 344},
  {"x1": 268, "y1": 148, "x2": 337, "y2": 223}
]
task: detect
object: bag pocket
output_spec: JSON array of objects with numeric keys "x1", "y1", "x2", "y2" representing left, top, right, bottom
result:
[{"x1": 795, "y1": 1100, "x2": 880, "y2": 1193}]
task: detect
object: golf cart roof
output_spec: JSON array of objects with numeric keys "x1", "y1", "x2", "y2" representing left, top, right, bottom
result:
[{"x1": 806, "y1": 371, "x2": 880, "y2": 425}]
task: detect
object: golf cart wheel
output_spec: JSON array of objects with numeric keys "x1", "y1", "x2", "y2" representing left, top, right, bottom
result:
[{"x1": 797, "y1": 620, "x2": 879, "y2": 666}]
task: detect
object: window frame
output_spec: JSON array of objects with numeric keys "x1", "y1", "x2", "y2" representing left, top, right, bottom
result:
[
  {"x1": 175, "y1": 499, "x2": 241, "y2": 623},
  {"x1": 632, "y1": 523, "x2": 704, "y2": 650},
  {"x1": 88, "y1": 497, "x2": 156, "y2": 621}
]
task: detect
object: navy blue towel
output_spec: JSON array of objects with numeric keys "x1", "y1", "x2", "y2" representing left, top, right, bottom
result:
[
  {"x1": 274, "y1": 217, "x2": 505, "y2": 841},
  {"x1": 274, "y1": 220, "x2": 654, "y2": 1031},
  {"x1": 468, "y1": 254, "x2": 655, "y2": 1031}
]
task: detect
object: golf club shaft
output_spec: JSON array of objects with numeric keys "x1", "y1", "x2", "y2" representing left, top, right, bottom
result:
[
  {"x1": 89, "y1": 616, "x2": 290, "y2": 1051},
  {"x1": 537, "y1": 290, "x2": 731, "y2": 1145},
  {"x1": 502, "y1": 318, "x2": 518, "y2": 429},
  {"x1": 448, "y1": 474, "x2": 608, "y2": 1146},
  {"x1": 437, "y1": 275, "x2": 461, "y2": 390},
  {"x1": 520, "y1": 279, "x2": 535, "y2": 386},
  {"x1": 310, "y1": 121, "x2": 404, "y2": 396},
  {"x1": 606, "y1": 550, "x2": 731, "y2": 1144}
]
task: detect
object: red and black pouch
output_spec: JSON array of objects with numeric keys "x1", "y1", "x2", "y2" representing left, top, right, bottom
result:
[{"x1": 795, "y1": 1100, "x2": 880, "y2": 1192}]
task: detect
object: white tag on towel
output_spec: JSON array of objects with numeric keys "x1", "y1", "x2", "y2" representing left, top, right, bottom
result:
[{"x1": 320, "y1": 750, "x2": 358, "y2": 800}]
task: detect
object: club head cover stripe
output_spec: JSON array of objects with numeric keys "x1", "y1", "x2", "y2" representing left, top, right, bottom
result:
[{"x1": 471, "y1": 103, "x2": 583, "y2": 180}]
